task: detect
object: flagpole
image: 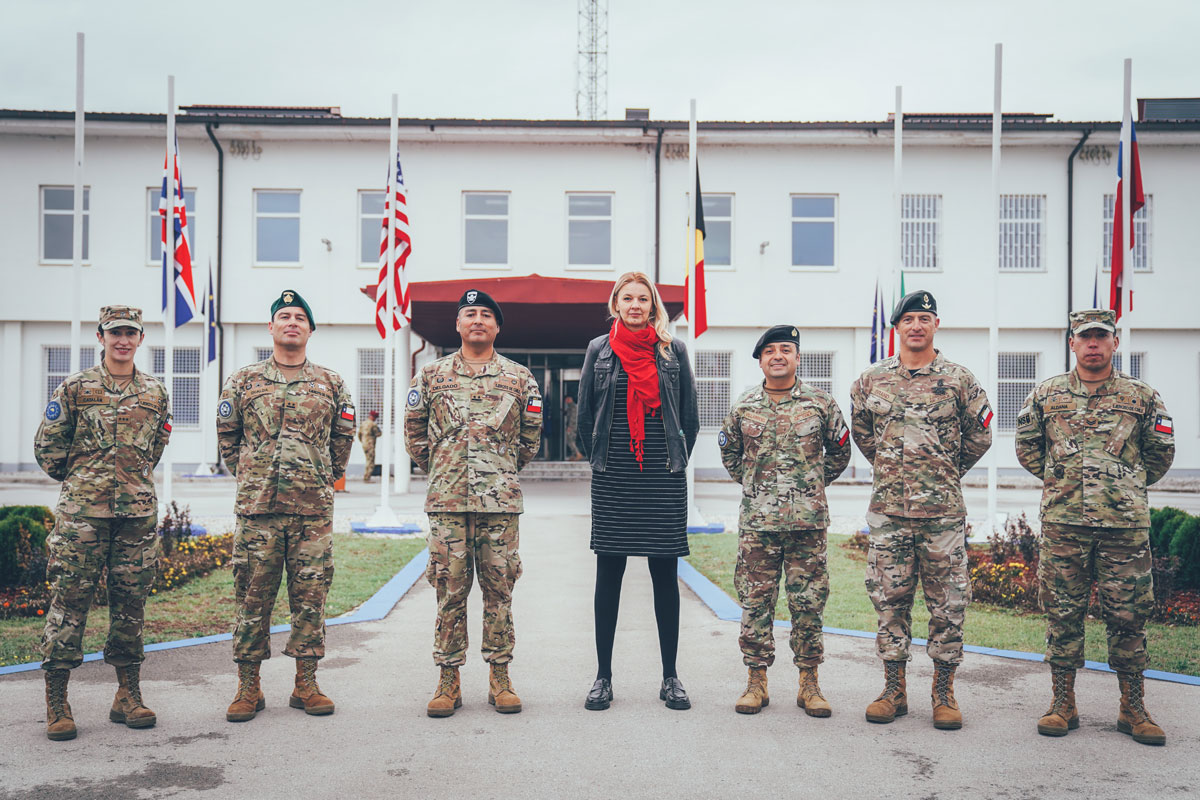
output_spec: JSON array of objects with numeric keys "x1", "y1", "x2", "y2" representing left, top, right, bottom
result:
[
  {"x1": 70, "y1": 33, "x2": 84, "y2": 376},
  {"x1": 395, "y1": 325, "x2": 411, "y2": 494},
  {"x1": 893, "y1": 85, "x2": 902, "y2": 313},
  {"x1": 1121, "y1": 58, "x2": 1133, "y2": 356},
  {"x1": 162, "y1": 76, "x2": 176, "y2": 507},
  {"x1": 987, "y1": 44, "x2": 1002, "y2": 534},
  {"x1": 685, "y1": 98, "x2": 708, "y2": 531},
  {"x1": 193, "y1": 261, "x2": 217, "y2": 475}
]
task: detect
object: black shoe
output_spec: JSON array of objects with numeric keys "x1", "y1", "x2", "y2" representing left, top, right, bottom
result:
[
  {"x1": 659, "y1": 677, "x2": 691, "y2": 710},
  {"x1": 585, "y1": 678, "x2": 613, "y2": 710}
]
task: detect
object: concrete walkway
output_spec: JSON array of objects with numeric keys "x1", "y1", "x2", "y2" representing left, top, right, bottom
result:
[{"x1": 1, "y1": 498, "x2": 1198, "y2": 798}]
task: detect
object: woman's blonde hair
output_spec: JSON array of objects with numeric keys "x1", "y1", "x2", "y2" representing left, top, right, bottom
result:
[{"x1": 608, "y1": 271, "x2": 673, "y2": 358}]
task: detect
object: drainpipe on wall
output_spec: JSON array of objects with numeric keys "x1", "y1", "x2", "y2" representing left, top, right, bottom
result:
[
  {"x1": 204, "y1": 121, "x2": 225, "y2": 470},
  {"x1": 1066, "y1": 128, "x2": 1091, "y2": 372},
  {"x1": 654, "y1": 126, "x2": 664, "y2": 283}
]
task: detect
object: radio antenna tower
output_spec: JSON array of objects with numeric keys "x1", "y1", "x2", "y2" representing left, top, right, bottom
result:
[{"x1": 576, "y1": 0, "x2": 608, "y2": 120}]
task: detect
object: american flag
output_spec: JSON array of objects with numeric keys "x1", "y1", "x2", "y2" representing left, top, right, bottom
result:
[
  {"x1": 375, "y1": 153, "x2": 412, "y2": 338},
  {"x1": 160, "y1": 136, "x2": 197, "y2": 327}
]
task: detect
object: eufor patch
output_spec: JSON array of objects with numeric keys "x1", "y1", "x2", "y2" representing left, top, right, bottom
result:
[
  {"x1": 1155, "y1": 415, "x2": 1174, "y2": 435},
  {"x1": 407, "y1": 388, "x2": 421, "y2": 408},
  {"x1": 45, "y1": 401, "x2": 62, "y2": 421},
  {"x1": 218, "y1": 400, "x2": 233, "y2": 419},
  {"x1": 717, "y1": 430, "x2": 728, "y2": 447}
]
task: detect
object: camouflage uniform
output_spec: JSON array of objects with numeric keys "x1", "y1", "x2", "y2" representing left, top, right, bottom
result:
[
  {"x1": 720, "y1": 381, "x2": 851, "y2": 667},
  {"x1": 1016, "y1": 365, "x2": 1174, "y2": 672},
  {"x1": 217, "y1": 359, "x2": 355, "y2": 663},
  {"x1": 404, "y1": 351, "x2": 542, "y2": 667},
  {"x1": 358, "y1": 417, "x2": 381, "y2": 481},
  {"x1": 35, "y1": 358, "x2": 171, "y2": 671},
  {"x1": 850, "y1": 350, "x2": 993, "y2": 664}
]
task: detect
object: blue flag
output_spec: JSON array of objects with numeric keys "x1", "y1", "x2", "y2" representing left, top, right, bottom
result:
[{"x1": 205, "y1": 263, "x2": 217, "y2": 363}]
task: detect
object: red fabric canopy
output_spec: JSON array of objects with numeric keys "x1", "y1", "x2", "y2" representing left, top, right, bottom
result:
[{"x1": 361, "y1": 274, "x2": 684, "y2": 349}]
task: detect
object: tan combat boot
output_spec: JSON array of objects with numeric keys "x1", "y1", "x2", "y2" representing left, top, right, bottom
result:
[
  {"x1": 427, "y1": 666, "x2": 462, "y2": 718},
  {"x1": 44, "y1": 669, "x2": 77, "y2": 741},
  {"x1": 797, "y1": 666, "x2": 832, "y2": 718},
  {"x1": 110, "y1": 664, "x2": 157, "y2": 728},
  {"x1": 488, "y1": 662, "x2": 522, "y2": 714},
  {"x1": 1117, "y1": 671, "x2": 1166, "y2": 745},
  {"x1": 865, "y1": 660, "x2": 907, "y2": 724},
  {"x1": 931, "y1": 663, "x2": 963, "y2": 730},
  {"x1": 226, "y1": 662, "x2": 265, "y2": 722},
  {"x1": 735, "y1": 666, "x2": 769, "y2": 714},
  {"x1": 1036, "y1": 667, "x2": 1079, "y2": 737},
  {"x1": 289, "y1": 657, "x2": 335, "y2": 716}
]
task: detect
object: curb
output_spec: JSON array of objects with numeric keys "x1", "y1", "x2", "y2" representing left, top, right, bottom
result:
[
  {"x1": 676, "y1": 556, "x2": 1200, "y2": 687},
  {"x1": 0, "y1": 549, "x2": 430, "y2": 677}
]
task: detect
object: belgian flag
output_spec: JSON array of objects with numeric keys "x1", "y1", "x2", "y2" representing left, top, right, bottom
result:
[{"x1": 686, "y1": 164, "x2": 708, "y2": 337}]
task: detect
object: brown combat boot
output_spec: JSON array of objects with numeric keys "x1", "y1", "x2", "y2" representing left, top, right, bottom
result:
[
  {"x1": 797, "y1": 666, "x2": 832, "y2": 718},
  {"x1": 427, "y1": 666, "x2": 462, "y2": 718},
  {"x1": 488, "y1": 662, "x2": 522, "y2": 714},
  {"x1": 931, "y1": 663, "x2": 963, "y2": 730},
  {"x1": 226, "y1": 662, "x2": 265, "y2": 722},
  {"x1": 1117, "y1": 671, "x2": 1166, "y2": 745},
  {"x1": 289, "y1": 657, "x2": 335, "y2": 716},
  {"x1": 1036, "y1": 667, "x2": 1079, "y2": 737},
  {"x1": 44, "y1": 669, "x2": 77, "y2": 741},
  {"x1": 735, "y1": 666, "x2": 769, "y2": 714},
  {"x1": 865, "y1": 660, "x2": 907, "y2": 724},
  {"x1": 110, "y1": 664, "x2": 157, "y2": 729}
]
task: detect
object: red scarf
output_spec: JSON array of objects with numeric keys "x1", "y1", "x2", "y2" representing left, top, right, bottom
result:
[{"x1": 608, "y1": 319, "x2": 661, "y2": 468}]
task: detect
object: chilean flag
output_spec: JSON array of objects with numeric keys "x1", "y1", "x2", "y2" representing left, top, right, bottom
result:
[{"x1": 1109, "y1": 118, "x2": 1144, "y2": 321}]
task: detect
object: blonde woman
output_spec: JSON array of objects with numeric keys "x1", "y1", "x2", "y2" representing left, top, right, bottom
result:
[{"x1": 576, "y1": 272, "x2": 699, "y2": 711}]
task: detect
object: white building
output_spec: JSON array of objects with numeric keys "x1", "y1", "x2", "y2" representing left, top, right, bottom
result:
[{"x1": 1, "y1": 104, "x2": 1197, "y2": 478}]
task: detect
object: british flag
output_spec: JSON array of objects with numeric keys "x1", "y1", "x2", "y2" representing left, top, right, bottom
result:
[
  {"x1": 160, "y1": 136, "x2": 197, "y2": 327},
  {"x1": 375, "y1": 152, "x2": 412, "y2": 338}
]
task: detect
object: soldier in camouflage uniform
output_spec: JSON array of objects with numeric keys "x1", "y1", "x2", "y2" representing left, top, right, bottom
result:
[
  {"x1": 217, "y1": 290, "x2": 355, "y2": 722},
  {"x1": 850, "y1": 291, "x2": 993, "y2": 730},
  {"x1": 34, "y1": 305, "x2": 171, "y2": 741},
  {"x1": 719, "y1": 325, "x2": 851, "y2": 717},
  {"x1": 1016, "y1": 309, "x2": 1174, "y2": 745},
  {"x1": 359, "y1": 410, "x2": 381, "y2": 482},
  {"x1": 404, "y1": 289, "x2": 542, "y2": 717}
]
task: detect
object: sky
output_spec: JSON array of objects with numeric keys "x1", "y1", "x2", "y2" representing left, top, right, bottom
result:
[{"x1": 2, "y1": 0, "x2": 1197, "y2": 123}]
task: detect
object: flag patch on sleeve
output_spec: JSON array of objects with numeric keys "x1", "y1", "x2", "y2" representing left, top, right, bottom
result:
[
  {"x1": 526, "y1": 398, "x2": 542, "y2": 414},
  {"x1": 1155, "y1": 415, "x2": 1174, "y2": 435},
  {"x1": 340, "y1": 405, "x2": 355, "y2": 421},
  {"x1": 163, "y1": 420, "x2": 172, "y2": 432},
  {"x1": 979, "y1": 405, "x2": 994, "y2": 429},
  {"x1": 836, "y1": 424, "x2": 850, "y2": 447}
]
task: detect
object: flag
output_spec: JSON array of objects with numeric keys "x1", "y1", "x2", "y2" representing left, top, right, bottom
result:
[
  {"x1": 160, "y1": 136, "x2": 197, "y2": 327},
  {"x1": 869, "y1": 279, "x2": 886, "y2": 363},
  {"x1": 887, "y1": 271, "x2": 905, "y2": 357},
  {"x1": 1109, "y1": 117, "x2": 1144, "y2": 321},
  {"x1": 204, "y1": 261, "x2": 217, "y2": 364},
  {"x1": 1092, "y1": 258, "x2": 1100, "y2": 308},
  {"x1": 375, "y1": 152, "x2": 412, "y2": 339},
  {"x1": 685, "y1": 164, "x2": 708, "y2": 337}
]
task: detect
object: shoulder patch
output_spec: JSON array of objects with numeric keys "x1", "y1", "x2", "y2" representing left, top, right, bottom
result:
[
  {"x1": 1155, "y1": 415, "x2": 1174, "y2": 435},
  {"x1": 836, "y1": 424, "x2": 850, "y2": 447},
  {"x1": 407, "y1": 388, "x2": 421, "y2": 408},
  {"x1": 526, "y1": 396, "x2": 542, "y2": 414},
  {"x1": 978, "y1": 403, "x2": 994, "y2": 429},
  {"x1": 218, "y1": 399, "x2": 233, "y2": 419},
  {"x1": 45, "y1": 400, "x2": 62, "y2": 421},
  {"x1": 717, "y1": 430, "x2": 729, "y2": 448}
]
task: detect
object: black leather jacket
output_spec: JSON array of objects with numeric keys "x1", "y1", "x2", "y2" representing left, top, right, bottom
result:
[{"x1": 577, "y1": 333, "x2": 699, "y2": 473}]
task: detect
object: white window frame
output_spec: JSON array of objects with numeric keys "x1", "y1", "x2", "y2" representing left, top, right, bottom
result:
[
  {"x1": 254, "y1": 347, "x2": 274, "y2": 363},
  {"x1": 152, "y1": 346, "x2": 202, "y2": 430},
  {"x1": 998, "y1": 352, "x2": 1040, "y2": 432},
  {"x1": 998, "y1": 194, "x2": 1047, "y2": 272},
  {"x1": 40, "y1": 185, "x2": 91, "y2": 265},
  {"x1": 700, "y1": 193, "x2": 734, "y2": 271},
  {"x1": 358, "y1": 190, "x2": 386, "y2": 269},
  {"x1": 901, "y1": 194, "x2": 942, "y2": 272},
  {"x1": 564, "y1": 192, "x2": 614, "y2": 271},
  {"x1": 357, "y1": 348, "x2": 398, "y2": 427},
  {"x1": 146, "y1": 187, "x2": 197, "y2": 266},
  {"x1": 463, "y1": 191, "x2": 510, "y2": 270},
  {"x1": 44, "y1": 346, "x2": 97, "y2": 401},
  {"x1": 695, "y1": 350, "x2": 732, "y2": 430},
  {"x1": 253, "y1": 189, "x2": 302, "y2": 267},
  {"x1": 1111, "y1": 351, "x2": 1146, "y2": 380},
  {"x1": 1102, "y1": 193, "x2": 1153, "y2": 273},
  {"x1": 796, "y1": 351, "x2": 835, "y2": 394},
  {"x1": 789, "y1": 194, "x2": 838, "y2": 271}
]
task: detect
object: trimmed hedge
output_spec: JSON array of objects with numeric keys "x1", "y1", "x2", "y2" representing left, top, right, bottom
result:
[
  {"x1": 1151, "y1": 507, "x2": 1200, "y2": 590},
  {"x1": 0, "y1": 506, "x2": 54, "y2": 587}
]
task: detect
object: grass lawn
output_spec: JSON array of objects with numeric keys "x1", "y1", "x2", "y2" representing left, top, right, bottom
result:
[
  {"x1": 0, "y1": 534, "x2": 426, "y2": 669},
  {"x1": 687, "y1": 532, "x2": 1200, "y2": 677}
]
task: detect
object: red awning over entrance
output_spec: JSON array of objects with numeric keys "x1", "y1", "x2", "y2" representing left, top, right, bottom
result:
[{"x1": 361, "y1": 274, "x2": 685, "y2": 349}]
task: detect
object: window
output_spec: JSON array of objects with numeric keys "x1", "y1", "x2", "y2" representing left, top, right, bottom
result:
[
  {"x1": 998, "y1": 352, "x2": 1039, "y2": 431},
  {"x1": 901, "y1": 194, "x2": 941, "y2": 271},
  {"x1": 357, "y1": 348, "x2": 396, "y2": 426},
  {"x1": 255, "y1": 347, "x2": 274, "y2": 362},
  {"x1": 152, "y1": 347, "x2": 201, "y2": 428},
  {"x1": 44, "y1": 346, "x2": 97, "y2": 401},
  {"x1": 464, "y1": 192, "x2": 509, "y2": 268},
  {"x1": 695, "y1": 351, "x2": 732, "y2": 429},
  {"x1": 701, "y1": 194, "x2": 733, "y2": 268},
  {"x1": 1103, "y1": 194, "x2": 1153, "y2": 272},
  {"x1": 40, "y1": 186, "x2": 90, "y2": 263},
  {"x1": 566, "y1": 193, "x2": 612, "y2": 268},
  {"x1": 998, "y1": 194, "x2": 1045, "y2": 271},
  {"x1": 147, "y1": 188, "x2": 197, "y2": 265},
  {"x1": 254, "y1": 190, "x2": 301, "y2": 265},
  {"x1": 797, "y1": 352, "x2": 834, "y2": 394},
  {"x1": 790, "y1": 195, "x2": 836, "y2": 268},
  {"x1": 359, "y1": 191, "x2": 385, "y2": 267},
  {"x1": 1111, "y1": 352, "x2": 1145, "y2": 379}
]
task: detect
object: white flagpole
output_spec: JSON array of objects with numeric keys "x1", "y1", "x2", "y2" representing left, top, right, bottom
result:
[
  {"x1": 395, "y1": 325, "x2": 411, "y2": 493},
  {"x1": 163, "y1": 76, "x2": 176, "y2": 506},
  {"x1": 193, "y1": 261, "x2": 217, "y2": 475},
  {"x1": 893, "y1": 85, "x2": 902, "y2": 314},
  {"x1": 685, "y1": 98, "x2": 707, "y2": 531},
  {"x1": 70, "y1": 33, "x2": 84, "y2": 376},
  {"x1": 1121, "y1": 58, "x2": 1133, "y2": 357},
  {"x1": 987, "y1": 44, "x2": 1002, "y2": 534}
]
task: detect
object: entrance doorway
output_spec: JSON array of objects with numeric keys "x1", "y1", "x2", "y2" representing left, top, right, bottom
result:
[{"x1": 500, "y1": 351, "x2": 586, "y2": 461}]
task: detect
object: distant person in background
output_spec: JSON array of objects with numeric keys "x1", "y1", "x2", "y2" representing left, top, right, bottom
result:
[
  {"x1": 359, "y1": 410, "x2": 381, "y2": 482},
  {"x1": 563, "y1": 395, "x2": 583, "y2": 461},
  {"x1": 577, "y1": 271, "x2": 699, "y2": 712}
]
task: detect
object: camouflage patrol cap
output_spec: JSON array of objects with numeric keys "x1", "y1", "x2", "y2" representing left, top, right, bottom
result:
[
  {"x1": 1069, "y1": 308, "x2": 1116, "y2": 336},
  {"x1": 890, "y1": 290, "x2": 937, "y2": 326},
  {"x1": 270, "y1": 289, "x2": 315, "y2": 329},
  {"x1": 99, "y1": 305, "x2": 144, "y2": 332}
]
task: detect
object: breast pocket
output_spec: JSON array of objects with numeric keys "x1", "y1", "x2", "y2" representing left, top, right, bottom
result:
[
  {"x1": 486, "y1": 393, "x2": 519, "y2": 435},
  {"x1": 430, "y1": 391, "x2": 465, "y2": 440},
  {"x1": 795, "y1": 414, "x2": 823, "y2": 461},
  {"x1": 116, "y1": 403, "x2": 158, "y2": 453},
  {"x1": 928, "y1": 398, "x2": 959, "y2": 446}
]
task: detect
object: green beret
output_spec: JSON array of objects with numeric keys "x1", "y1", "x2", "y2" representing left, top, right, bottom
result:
[
  {"x1": 270, "y1": 289, "x2": 315, "y2": 329},
  {"x1": 752, "y1": 325, "x2": 800, "y2": 359},
  {"x1": 890, "y1": 290, "x2": 937, "y2": 326}
]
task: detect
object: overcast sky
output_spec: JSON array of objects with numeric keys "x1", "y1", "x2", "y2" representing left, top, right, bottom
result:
[{"x1": 2, "y1": 0, "x2": 1196, "y2": 123}]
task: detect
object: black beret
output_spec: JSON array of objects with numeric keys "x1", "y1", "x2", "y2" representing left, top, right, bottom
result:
[
  {"x1": 752, "y1": 324, "x2": 800, "y2": 359},
  {"x1": 890, "y1": 290, "x2": 937, "y2": 326},
  {"x1": 458, "y1": 288, "x2": 503, "y2": 326},
  {"x1": 270, "y1": 289, "x2": 315, "y2": 329}
]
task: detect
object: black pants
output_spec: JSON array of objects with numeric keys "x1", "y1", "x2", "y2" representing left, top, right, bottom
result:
[{"x1": 593, "y1": 555, "x2": 679, "y2": 680}]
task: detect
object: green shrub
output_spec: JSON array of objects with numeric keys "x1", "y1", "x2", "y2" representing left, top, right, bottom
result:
[
  {"x1": 1151, "y1": 507, "x2": 1187, "y2": 558},
  {"x1": 1168, "y1": 515, "x2": 1200, "y2": 590},
  {"x1": 0, "y1": 506, "x2": 54, "y2": 588}
]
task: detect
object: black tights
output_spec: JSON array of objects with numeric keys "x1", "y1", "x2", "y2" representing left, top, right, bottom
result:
[{"x1": 593, "y1": 555, "x2": 679, "y2": 681}]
